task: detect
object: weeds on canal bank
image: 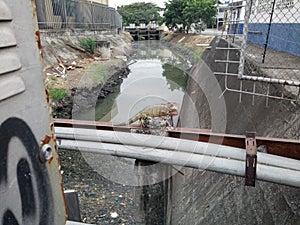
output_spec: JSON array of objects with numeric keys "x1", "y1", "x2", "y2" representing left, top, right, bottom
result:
[
  {"x1": 189, "y1": 47, "x2": 204, "y2": 62},
  {"x1": 79, "y1": 37, "x2": 96, "y2": 54},
  {"x1": 85, "y1": 63, "x2": 110, "y2": 85},
  {"x1": 49, "y1": 88, "x2": 68, "y2": 100}
]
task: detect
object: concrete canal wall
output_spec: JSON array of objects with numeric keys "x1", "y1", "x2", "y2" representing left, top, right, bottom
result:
[{"x1": 168, "y1": 37, "x2": 300, "y2": 225}]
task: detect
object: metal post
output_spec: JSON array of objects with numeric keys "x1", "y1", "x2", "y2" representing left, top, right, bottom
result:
[
  {"x1": 60, "y1": 0, "x2": 67, "y2": 28},
  {"x1": 262, "y1": 0, "x2": 276, "y2": 64},
  {"x1": 35, "y1": 0, "x2": 47, "y2": 29},
  {"x1": 64, "y1": 190, "x2": 81, "y2": 222},
  {"x1": 245, "y1": 132, "x2": 257, "y2": 186},
  {"x1": 74, "y1": 0, "x2": 82, "y2": 28},
  {"x1": 238, "y1": 0, "x2": 253, "y2": 78},
  {"x1": 90, "y1": 1, "x2": 94, "y2": 29}
]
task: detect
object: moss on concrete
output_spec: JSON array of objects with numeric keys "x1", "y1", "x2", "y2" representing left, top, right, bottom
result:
[{"x1": 85, "y1": 63, "x2": 110, "y2": 85}]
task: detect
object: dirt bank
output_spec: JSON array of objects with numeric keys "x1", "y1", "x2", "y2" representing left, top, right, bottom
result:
[
  {"x1": 162, "y1": 32, "x2": 214, "y2": 65},
  {"x1": 41, "y1": 30, "x2": 132, "y2": 118}
]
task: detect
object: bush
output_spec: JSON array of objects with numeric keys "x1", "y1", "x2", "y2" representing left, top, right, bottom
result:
[
  {"x1": 48, "y1": 88, "x2": 68, "y2": 101},
  {"x1": 79, "y1": 37, "x2": 96, "y2": 54}
]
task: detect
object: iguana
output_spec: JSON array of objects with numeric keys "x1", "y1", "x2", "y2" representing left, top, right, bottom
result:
[{"x1": 116, "y1": 102, "x2": 179, "y2": 127}]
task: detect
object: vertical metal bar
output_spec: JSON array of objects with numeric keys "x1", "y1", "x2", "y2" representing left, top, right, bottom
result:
[
  {"x1": 35, "y1": 0, "x2": 47, "y2": 29},
  {"x1": 74, "y1": 0, "x2": 81, "y2": 28},
  {"x1": 239, "y1": 79, "x2": 243, "y2": 103},
  {"x1": 252, "y1": 82, "x2": 256, "y2": 105},
  {"x1": 238, "y1": 0, "x2": 253, "y2": 78},
  {"x1": 266, "y1": 83, "x2": 270, "y2": 107},
  {"x1": 231, "y1": 7, "x2": 237, "y2": 43},
  {"x1": 60, "y1": 0, "x2": 67, "y2": 28},
  {"x1": 245, "y1": 132, "x2": 257, "y2": 187},
  {"x1": 64, "y1": 190, "x2": 81, "y2": 221},
  {"x1": 91, "y1": 1, "x2": 95, "y2": 29},
  {"x1": 262, "y1": 0, "x2": 276, "y2": 64},
  {"x1": 225, "y1": 37, "x2": 231, "y2": 94}
]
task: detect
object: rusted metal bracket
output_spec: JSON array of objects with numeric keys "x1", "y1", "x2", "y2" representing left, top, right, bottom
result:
[{"x1": 245, "y1": 132, "x2": 257, "y2": 187}]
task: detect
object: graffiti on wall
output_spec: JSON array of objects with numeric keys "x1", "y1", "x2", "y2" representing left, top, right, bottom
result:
[{"x1": 0, "y1": 118, "x2": 54, "y2": 225}]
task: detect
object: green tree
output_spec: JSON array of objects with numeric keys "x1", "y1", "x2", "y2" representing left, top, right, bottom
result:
[
  {"x1": 164, "y1": 0, "x2": 188, "y2": 32},
  {"x1": 185, "y1": 0, "x2": 218, "y2": 28},
  {"x1": 117, "y1": 2, "x2": 162, "y2": 26},
  {"x1": 164, "y1": 0, "x2": 218, "y2": 33}
]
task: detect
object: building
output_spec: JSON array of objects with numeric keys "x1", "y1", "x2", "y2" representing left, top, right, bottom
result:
[
  {"x1": 216, "y1": 0, "x2": 245, "y2": 34},
  {"x1": 247, "y1": 0, "x2": 300, "y2": 56},
  {"x1": 218, "y1": 0, "x2": 245, "y2": 34},
  {"x1": 216, "y1": 3, "x2": 227, "y2": 30}
]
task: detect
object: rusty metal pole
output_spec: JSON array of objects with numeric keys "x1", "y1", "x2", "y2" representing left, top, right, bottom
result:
[{"x1": 245, "y1": 132, "x2": 257, "y2": 186}]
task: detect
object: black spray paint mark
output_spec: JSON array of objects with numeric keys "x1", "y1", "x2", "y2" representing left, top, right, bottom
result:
[
  {"x1": 2, "y1": 210, "x2": 19, "y2": 225},
  {"x1": 0, "y1": 118, "x2": 54, "y2": 225},
  {"x1": 17, "y1": 158, "x2": 36, "y2": 217}
]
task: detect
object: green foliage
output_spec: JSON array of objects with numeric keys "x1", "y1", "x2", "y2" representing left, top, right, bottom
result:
[
  {"x1": 190, "y1": 47, "x2": 204, "y2": 62},
  {"x1": 51, "y1": 76, "x2": 58, "y2": 81},
  {"x1": 117, "y1": 2, "x2": 162, "y2": 26},
  {"x1": 164, "y1": 0, "x2": 188, "y2": 31},
  {"x1": 79, "y1": 37, "x2": 96, "y2": 54},
  {"x1": 206, "y1": 17, "x2": 217, "y2": 28},
  {"x1": 164, "y1": 0, "x2": 218, "y2": 33},
  {"x1": 49, "y1": 88, "x2": 68, "y2": 101}
]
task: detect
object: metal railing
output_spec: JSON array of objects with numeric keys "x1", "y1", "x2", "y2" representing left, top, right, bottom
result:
[
  {"x1": 35, "y1": 0, "x2": 122, "y2": 30},
  {"x1": 53, "y1": 119, "x2": 300, "y2": 188},
  {"x1": 215, "y1": 0, "x2": 300, "y2": 104}
]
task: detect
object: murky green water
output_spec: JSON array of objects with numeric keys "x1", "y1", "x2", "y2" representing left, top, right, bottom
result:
[{"x1": 77, "y1": 40, "x2": 190, "y2": 124}]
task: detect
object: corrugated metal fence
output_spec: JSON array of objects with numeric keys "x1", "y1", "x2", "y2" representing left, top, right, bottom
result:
[{"x1": 35, "y1": 0, "x2": 122, "y2": 30}]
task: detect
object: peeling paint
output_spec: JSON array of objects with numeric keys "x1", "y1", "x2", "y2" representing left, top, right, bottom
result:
[
  {"x1": 41, "y1": 135, "x2": 51, "y2": 145},
  {"x1": 35, "y1": 31, "x2": 43, "y2": 58}
]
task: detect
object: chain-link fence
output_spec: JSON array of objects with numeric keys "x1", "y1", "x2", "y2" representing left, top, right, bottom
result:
[
  {"x1": 35, "y1": 0, "x2": 122, "y2": 30},
  {"x1": 215, "y1": 0, "x2": 300, "y2": 103}
]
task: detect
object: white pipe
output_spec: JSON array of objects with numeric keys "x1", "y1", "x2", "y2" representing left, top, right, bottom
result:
[
  {"x1": 58, "y1": 139, "x2": 300, "y2": 187},
  {"x1": 55, "y1": 127, "x2": 300, "y2": 172},
  {"x1": 196, "y1": 43, "x2": 210, "y2": 47}
]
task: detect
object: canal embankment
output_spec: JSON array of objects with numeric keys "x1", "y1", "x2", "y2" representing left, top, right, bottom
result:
[
  {"x1": 41, "y1": 30, "x2": 132, "y2": 118},
  {"x1": 43, "y1": 31, "x2": 213, "y2": 120}
]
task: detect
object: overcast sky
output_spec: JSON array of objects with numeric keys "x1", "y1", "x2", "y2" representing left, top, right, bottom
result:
[{"x1": 109, "y1": 0, "x2": 166, "y2": 9}]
